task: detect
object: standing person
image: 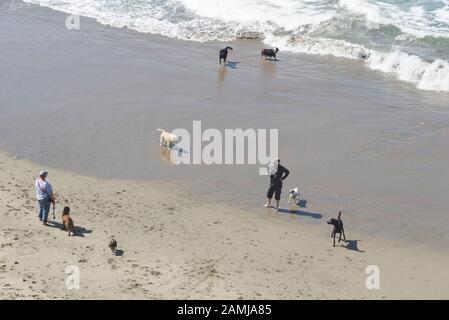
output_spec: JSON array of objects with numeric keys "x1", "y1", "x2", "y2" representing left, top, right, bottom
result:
[
  {"x1": 265, "y1": 159, "x2": 289, "y2": 211},
  {"x1": 35, "y1": 170, "x2": 55, "y2": 226}
]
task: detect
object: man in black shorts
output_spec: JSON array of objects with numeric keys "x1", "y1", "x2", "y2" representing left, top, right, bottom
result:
[{"x1": 265, "y1": 159, "x2": 289, "y2": 211}]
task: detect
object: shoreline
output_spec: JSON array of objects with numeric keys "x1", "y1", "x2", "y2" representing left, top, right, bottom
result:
[
  {"x1": 19, "y1": 0, "x2": 449, "y2": 93},
  {"x1": 1, "y1": 151, "x2": 449, "y2": 299}
]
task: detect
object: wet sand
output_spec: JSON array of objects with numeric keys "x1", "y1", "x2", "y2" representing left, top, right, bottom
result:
[{"x1": 1, "y1": 0, "x2": 449, "y2": 298}]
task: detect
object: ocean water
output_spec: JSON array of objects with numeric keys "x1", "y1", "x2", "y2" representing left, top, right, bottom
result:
[{"x1": 19, "y1": 0, "x2": 449, "y2": 92}]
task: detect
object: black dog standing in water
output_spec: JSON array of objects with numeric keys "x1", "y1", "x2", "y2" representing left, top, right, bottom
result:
[
  {"x1": 219, "y1": 46, "x2": 233, "y2": 65},
  {"x1": 327, "y1": 211, "x2": 346, "y2": 247},
  {"x1": 261, "y1": 47, "x2": 279, "y2": 61}
]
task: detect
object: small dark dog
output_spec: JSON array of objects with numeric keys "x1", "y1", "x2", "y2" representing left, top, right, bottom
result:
[
  {"x1": 327, "y1": 211, "x2": 346, "y2": 247},
  {"x1": 261, "y1": 47, "x2": 279, "y2": 61},
  {"x1": 358, "y1": 51, "x2": 371, "y2": 60},
  {"x1": 219, "y1": 46, "x2": 233, "y2": 65},
  {"x1": 61, "y1": 206, "x2": 76, "y2": 236},
  {"x1": 108, "y1": 238, "x2": 117, "y2": 254}
]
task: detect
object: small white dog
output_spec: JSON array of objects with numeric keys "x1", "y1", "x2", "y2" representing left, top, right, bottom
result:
[
  {"x1": 288, "y1": 187, "x2": 300, "y2": 205},
  {"x1": 157, "y1": 129, "x2": 180, "y2": 148}
]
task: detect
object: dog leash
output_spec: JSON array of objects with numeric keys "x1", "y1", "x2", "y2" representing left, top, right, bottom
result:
[{"x1": 52, "y1": 202, "x2": 56, "y2": 220}]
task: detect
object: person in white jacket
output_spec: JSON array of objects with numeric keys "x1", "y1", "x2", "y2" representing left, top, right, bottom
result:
[{"x1": 35, "y1": 170, "x2": 55, "y2": 225}]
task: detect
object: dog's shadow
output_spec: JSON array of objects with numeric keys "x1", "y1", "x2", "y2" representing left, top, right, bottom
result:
[
  {"x1": 298, "y1": 199, "x2": 307, "y2": 208},
  {"x1": 161, "y1": 145, "x2": 189, "y2": 154},
  {"x1": 278, "y1": 208, "x2": 322, "y2": 219},
  {"x1": 262, "y1": 58, "x2": 280, "y2": 62},
  {"x1": 47, "y1": 221, "x2": 93, "y2": 237},
  {"x1": 342, "y1": 239, "x2": 365, "y2": 252},
  {"x1": 114, "y1": 249, "x2": 124, "y2": 257},
  {"x1": 225, "y1": 61, "x2": 240, "y2": 69},
  {"x1": 171, "y1": 145, "x2": 188, "y2": 154},
  {"x1": 73, "y1": 226, "x2": 93, "y2": 237}
]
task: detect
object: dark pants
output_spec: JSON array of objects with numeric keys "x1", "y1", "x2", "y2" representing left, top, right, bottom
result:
[
  {"x1": 267, "y1": 184, "x2": 282, "y2": 201},
  {"x1": 38, "y1": 198, "x2": 51, "y2": 222}
]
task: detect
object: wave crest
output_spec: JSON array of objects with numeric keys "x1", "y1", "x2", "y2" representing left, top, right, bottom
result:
[{"x1": 266, "y1": 33, "x2": 449, "y2": 92}]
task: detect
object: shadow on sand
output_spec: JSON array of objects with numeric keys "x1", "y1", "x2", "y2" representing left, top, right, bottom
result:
[
  {"x1": 278, "y1": 208, "x2": 322, "y2": 219},
  {"x1": 342, "y1": 240, "x2": 365, "y2": 252},
  {"x1": 47, "y1": 221, "x2": 93, "y2": 237}
]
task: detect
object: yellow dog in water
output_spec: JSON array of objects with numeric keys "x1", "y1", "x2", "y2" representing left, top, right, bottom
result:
[{"x1": 157, "y1": 129, "x2": 180, "y2": 147}]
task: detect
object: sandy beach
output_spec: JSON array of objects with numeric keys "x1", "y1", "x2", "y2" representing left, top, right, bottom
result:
[
  {"x1": 1, "y1": 151, "x2": 449, "y2": 299},
  {"x1": 1, "y1": 0, "x2": 449, "y2": 299}
]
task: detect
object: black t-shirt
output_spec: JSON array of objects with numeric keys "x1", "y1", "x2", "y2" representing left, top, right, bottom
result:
[{"x1": 270, "y1": 164, "x2": 289, "y2": 187}]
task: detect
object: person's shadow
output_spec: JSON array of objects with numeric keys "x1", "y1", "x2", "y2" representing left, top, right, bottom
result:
[
  {"x1": 47, "y1": 221, "x2": 93, "y2": 237},
  {"x1": 277, "y1": 208, "x2": 322, "y2": 219}
]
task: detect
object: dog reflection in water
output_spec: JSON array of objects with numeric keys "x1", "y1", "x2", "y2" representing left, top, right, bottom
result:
[{"x1": 160, "y1": 146, "x2": 181, "y2": 166}]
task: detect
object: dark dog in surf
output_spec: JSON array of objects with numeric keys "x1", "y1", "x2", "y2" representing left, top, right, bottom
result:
[
  {"x1": 261, "y1": 47, "x2": 279, "y2": 61},
  {"x1": 219, "y1": 46, "x2": 233, "y2": 65},
  {"x1": 61, "y1": 206, "x2": 76, "y2": 236},
  {"x1": 327, "y1": 211, "x2": 346, "y2": 247}
]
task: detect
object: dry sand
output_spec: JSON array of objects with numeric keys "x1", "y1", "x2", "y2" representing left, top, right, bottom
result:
[{"x1": 1, "y1": 151, "x2": 448, "y2": 299}]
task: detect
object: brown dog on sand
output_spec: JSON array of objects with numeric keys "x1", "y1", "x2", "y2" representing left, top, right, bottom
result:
[{"x1": 62, "y1": 206, "x2": 76, "y2": 236}]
